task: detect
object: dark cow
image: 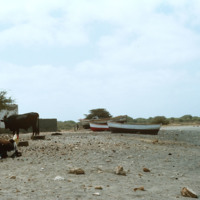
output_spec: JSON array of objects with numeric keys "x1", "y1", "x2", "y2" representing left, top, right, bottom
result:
[
  {"x1": 0, "y1": 138, "x2": 21, "y2": 159},
  {"x1": 0, "y1": 112, "x2": 40, "y2": 138}
]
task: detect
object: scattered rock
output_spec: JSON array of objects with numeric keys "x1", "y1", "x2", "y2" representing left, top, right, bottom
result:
[
  {"x1": 54, "y1": 176, "x2": 65, "y2": 181},
  {"x1": 95, "y1": 186, "x2": 103, "y2": 190},
  {"x1": 31, "y1": 136, "x2": 45, "y2": 140},
  {"x1": 181, "y1": 187, "x2": 198, "y2": 198},
  {"x1": 51, "y1": 133, "x2": 62, "y2": 136},
  {"x1": 93, "y1": 192, "x2": 100, "y2": 196},
  {"x1": 10, "y1": 176, "x2": 16, "y2": 179},
  {"x1": 69, "y1": 168, "x2": 85, "y2": 175},
  {"x1": 152, "y1": 139, "x2": 158, "y2": 144},
  {"x1": 18, "y1": 141, "x2": 29, "y2": 147},
  {"x1": 134, "y1": 186, "x2": 145, "y2": 192},
  {"x1": 115, "y1": 166, "x2": 126, "y2": 176},
  {"x1": 143, "y1": 168, "x2": 150, "y2": 172}
]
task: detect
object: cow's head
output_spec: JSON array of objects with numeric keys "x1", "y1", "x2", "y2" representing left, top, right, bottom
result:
[{"x1": 1, "y1": 115, "x2": 8, "y2": 128}]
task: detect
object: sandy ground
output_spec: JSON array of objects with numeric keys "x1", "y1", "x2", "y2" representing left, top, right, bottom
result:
[{"x1": 0, "y1": 126, "x2": 200, "y2": 200}]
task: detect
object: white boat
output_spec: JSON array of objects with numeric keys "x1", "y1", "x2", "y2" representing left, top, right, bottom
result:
[
  {"x1": 80, "y1": 115, "x2": 127, "y2": 129},
  {"x1": 89, "y1": 122, "x2": 109, "y2": 132},
  {"x1": 107, "y1": 122, "x2": 161, "y2": 135}
]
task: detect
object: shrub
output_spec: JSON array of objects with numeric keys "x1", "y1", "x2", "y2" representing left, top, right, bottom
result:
[{"x1": 151, "y1": 116, "x2": 169, "y2": 125}]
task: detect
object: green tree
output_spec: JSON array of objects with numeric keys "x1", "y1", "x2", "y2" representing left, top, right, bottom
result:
[
  {"x1": 0, "y1": 91, "x2": 15, "y2": 111},
  {"x1": 151, "y1": 116, "x2": 169, "y2": 125},
  {"x1": 180, "y1": 115, "x2": 192, "y2": 122},
  {"x1": 85, "y1": 108, "x2": 112, "y2": 119}
]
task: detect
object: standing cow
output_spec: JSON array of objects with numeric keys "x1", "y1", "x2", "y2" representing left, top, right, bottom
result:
[{"x1": 0, "y1": 112, "x2": 40, "y2": 138}]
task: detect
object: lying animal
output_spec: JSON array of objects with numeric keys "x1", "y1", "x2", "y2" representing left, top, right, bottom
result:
[{"x1": 0, "y1": 135, "x2": 21, "y2": 159}]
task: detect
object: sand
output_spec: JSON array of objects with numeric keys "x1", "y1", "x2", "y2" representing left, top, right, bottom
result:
[{"x1": 0, "y1": 126, "x2": 200, "y2": 200}]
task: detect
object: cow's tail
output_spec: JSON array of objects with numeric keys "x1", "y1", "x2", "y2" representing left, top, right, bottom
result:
[{"x1": 37, "y1": 115, "x2": 40, "y2": 135}]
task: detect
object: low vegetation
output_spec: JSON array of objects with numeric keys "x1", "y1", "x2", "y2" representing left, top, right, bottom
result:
[
  {"x1": 127, "y1": 115, "x2": 200, "y2": 125},
  {"x1": 57, "y1": 121, "x2": 78, "y2": 131},
  {"x1": 57, "y1": 114, "x2": 200, "y2": 131}
]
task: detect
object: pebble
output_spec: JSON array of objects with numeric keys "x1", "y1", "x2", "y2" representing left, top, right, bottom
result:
[
  {"x1": 69, "y1": 168, "x2": 85, "y2": 175},
  {"x1": 115, "y1": 166, "x2": 126, "y2": 176}
]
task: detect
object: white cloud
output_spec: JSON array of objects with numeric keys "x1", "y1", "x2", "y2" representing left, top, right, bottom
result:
[{"x1": 1, "y1": 0, "x2": 200, "y2": 120}]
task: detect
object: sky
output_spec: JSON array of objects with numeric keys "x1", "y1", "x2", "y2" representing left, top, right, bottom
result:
[{"x1": 0, "y1": 0, "x2": 200, "y2": 122}]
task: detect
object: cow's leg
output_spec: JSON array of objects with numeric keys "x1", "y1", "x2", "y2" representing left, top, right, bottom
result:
[
  {"x1": 17, "y1": 130, "x2": 19, "y2": 139},
  {"x1": 32, "y1": 125, "x2": 36, "y2": 137},
  {"x1": 12, "y1": 130, "x2": 19, "y2": 139}
]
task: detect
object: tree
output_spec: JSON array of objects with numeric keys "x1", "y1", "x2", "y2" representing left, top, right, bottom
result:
[
  {"x1": 85, "y1": 108, "x2": 112, "y2": 119},
  {"x1": 0, "y1": 91, "x2": 15, "y2": 111},
  {"x1": 151, "y1": 116, "x2": 169, "y2": 125}
]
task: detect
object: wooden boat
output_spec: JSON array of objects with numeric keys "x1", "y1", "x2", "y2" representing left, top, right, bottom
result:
[
  {"x1": 89, "y1": 122, "x2": 109, "y2": 132},
  {"x1": 107, "y1": 122, "x2": 161, "y2": 135},
  {"x1": 80, "y1": 115, "x2": 127, "y2": 129}
]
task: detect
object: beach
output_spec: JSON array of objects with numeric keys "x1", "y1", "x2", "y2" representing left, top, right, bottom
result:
[{"x1": 0, "y1": 126, "x2": 199, "y2": 200}]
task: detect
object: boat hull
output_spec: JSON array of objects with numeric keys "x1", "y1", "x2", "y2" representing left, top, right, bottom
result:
[
  {"x1": 108, "y1": 122, "x2": 161, "y2": 135},
  {"x1": 90, "y1": 123, "x2": 109, "y2": 132},
  {"x1": 80, "y1": 115, "x2": 127, "y2": 129}
]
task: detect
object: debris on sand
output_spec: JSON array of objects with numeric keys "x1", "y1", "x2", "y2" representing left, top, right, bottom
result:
[
  {"x1": 152, "y1": 139, "x2": 158, "y2": 144},
  {"x1": 115, "y1": 166, "x2": 126, "y2": 176},
  {"x1": 181, "y1": 187, "x2": 198, "y2": 198},
  {"x1": 143, "y1": 168, "x2": 150, "y2": 172},
  {"x1": 69, "y1": 168, "x2": 85, "y2": 175},
  {"x1": 54, "y1": 176, "x2": 65, "y2": 181},
  {"x1": 95, "y1": 186, "x2": 103, "y2": 190},
  {"x1": 9, "y1": 176, "x2": 16, "y2": 179},
  {"x1": 18, "y1": 141, "x2": 29, "y2": 147},
  {"x1": 93, "y1": 192, "x2": 100, "y2": 196},
  {"x1": 51, "y1": 133, "x2": 63, "y2": 136},
  {"x1": 31, "y1": 136, "x2": 45, "y2": 140},
  {"x1": 134, "y1": 186, "x2": 145, "y2": 192}
]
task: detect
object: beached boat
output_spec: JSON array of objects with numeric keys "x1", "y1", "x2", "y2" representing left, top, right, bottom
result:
[
  {"x1": 107, "y1": 122, "x2": 161, "y2": 135},
  {"x1": 80, "y1": 115, "x2": 127, "y2": 129},
  {"x1": 89, "y1": 122, "x2": 109, "y2": 132}
]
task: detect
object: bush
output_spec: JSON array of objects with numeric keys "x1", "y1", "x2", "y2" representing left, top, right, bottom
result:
[
  {"x1": 151, "y1": 116, "x2": 169, "y2": 125},
  {"x1": 57, "y1": 121, "x2": 77, "y2": 130}
]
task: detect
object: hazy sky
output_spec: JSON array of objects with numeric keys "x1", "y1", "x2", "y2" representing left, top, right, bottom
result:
[{"x1": 0, "y1": 0, "x2": 200, "y2": 121}]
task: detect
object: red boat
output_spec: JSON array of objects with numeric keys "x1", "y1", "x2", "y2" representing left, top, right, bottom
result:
[{"x1": 89, "y1": 122, "x2": 109, "y2": 132}]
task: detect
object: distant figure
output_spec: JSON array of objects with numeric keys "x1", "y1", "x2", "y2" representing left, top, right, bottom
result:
[{"x1": 74, "y1": 123, "x2": 79, "y2": 131}]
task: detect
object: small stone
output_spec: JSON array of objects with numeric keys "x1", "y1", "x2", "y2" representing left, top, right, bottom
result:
[
  {"x1": 152, "y1": 139, "x2": 158, "y2": 144},
  {"x1": 54, "y1": 176, "x2": 65, "y2": 181},
  {"x1": 115, "y1": 166, "x2": 126, "y2": 176},
  {"x1": 95, "y1": 186, "x2": 103, "y2": 190},
  {"x1": 134, "y1": 186, "x2": 145, "y2": 191},
  {"x1": 181, "y1": 187, "x2": 198, "y2": 198},
  {"x1": 143, "y1": 168, "x2": 150, "y2": 172},
  {"x1": 93, "y1": 192, "x2": 100, "y2": 196},
  {"x1": 10, "y1": 176, "x2": 16, "y2": 179},
  {"x1": 18, "y1": 141, "x2": 29, "y2": 147},
  {"x1": 69, "y1": 168, "x2": 85, "y2": 175}
]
